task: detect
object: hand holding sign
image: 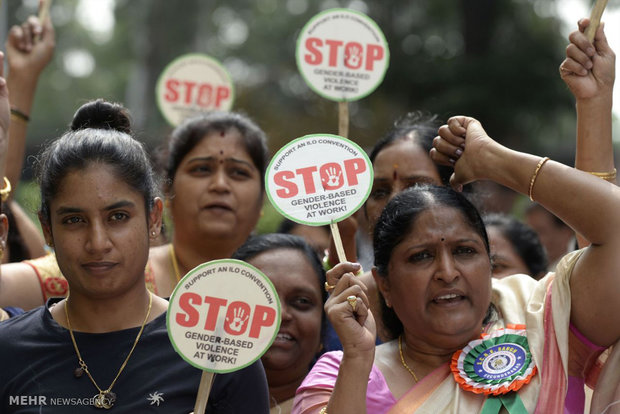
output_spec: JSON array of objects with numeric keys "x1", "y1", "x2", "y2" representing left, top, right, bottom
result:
[{"x1": 167, "y1": 260, "x2": 280, "y2": 414}]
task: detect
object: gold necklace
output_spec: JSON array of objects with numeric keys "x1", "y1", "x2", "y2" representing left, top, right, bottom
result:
[
  {"x1": 270, "y1": 395, "x2": 282, "y2": 414},
  {"x1": 398, "y1": 335, "x2": 419, "y2": 382},
  {"x1": 169, "y1": 244, "x2": 181, "y2": 282},
  {"x1": 65, "y1": 293, "x2": 153, "y2": 409}
]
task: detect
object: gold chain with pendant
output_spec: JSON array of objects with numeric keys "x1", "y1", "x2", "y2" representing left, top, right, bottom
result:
[{"x1": 65, "y1": 293, "x2": 153, "y2": 409}]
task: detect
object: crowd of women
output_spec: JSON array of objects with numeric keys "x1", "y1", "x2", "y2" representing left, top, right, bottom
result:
[{"x1": 0, "y1": 11, "x2": 617, "y2": 414}]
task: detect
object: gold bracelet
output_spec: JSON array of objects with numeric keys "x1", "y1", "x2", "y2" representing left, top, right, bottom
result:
[
  {"x1": 319, "y1": 407, "x2": 328, "y2": 414},
  {"x1": 528, "y1": 157, "x2": 549, "y2": 201},
  {"x1": 10, "y1": 107, "x2": 29, "y2": 122},
  {"x1": 586, "y1": 168, "x2": 616, "y2": 182},
  {"x1": 0, "y1": 177, "x2": 11, "y2": 202},
  {"x1": 10, "y1": 112, "x2": 28, "y2": 126}
]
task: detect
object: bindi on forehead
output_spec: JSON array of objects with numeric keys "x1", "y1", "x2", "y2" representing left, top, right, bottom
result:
[{"x1": 393, "y1": 164, "x2": 399, "y2": 181}]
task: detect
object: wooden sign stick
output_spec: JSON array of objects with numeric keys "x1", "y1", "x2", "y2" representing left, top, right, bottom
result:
[
  {"x1": 328, "y1": 100, "x2": 351, "y2": 264},
  {"x1": 330, "y1": 219, "x2": 348, "y2": 263},
  {"x1": 338, "y1": 101, "x2": 349, "y2": 139},
  {"x1": 36, "y1": 0, "x2": 52, "y2": 42},
  {"x1": 193, "y1": 371, "x2": 216, "y2": 414},
  {"x1": 585, "y1": 0, "x2": 609, "y2": 42}
]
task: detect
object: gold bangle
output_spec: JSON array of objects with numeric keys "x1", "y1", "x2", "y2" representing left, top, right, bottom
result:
[
  {"x1": 319, "y1": 407, "x2": 328, "y2": 414},
  {"x1": 0, "y1": 177, "x2": 11, "y2": 202},
  {"x1": 10, "y1": 107, "x2": 29, "y2": 122},
  {"x1": 528, "y1": 157, "x2": 549, "y2": 201},
  {"x1": 586, "y1": 168, "x2": 616, "y2": 181},
  {"x1": 10, "y1": 112, "x2": 28, "y2": 126}
]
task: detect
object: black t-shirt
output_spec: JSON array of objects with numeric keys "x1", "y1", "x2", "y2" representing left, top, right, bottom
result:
[{"x1": 0, "y1": 300, "x2": 269, "y2": 413}]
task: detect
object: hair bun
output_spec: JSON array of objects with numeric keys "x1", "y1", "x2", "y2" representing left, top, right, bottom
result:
[{"x1": 70, "y1": 99, "x2": 132, "y2": 134}]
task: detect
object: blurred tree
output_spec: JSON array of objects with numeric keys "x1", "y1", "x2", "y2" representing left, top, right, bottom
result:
[{"x1": 5, "y1": 0, "x2": 595, "y2": 182}]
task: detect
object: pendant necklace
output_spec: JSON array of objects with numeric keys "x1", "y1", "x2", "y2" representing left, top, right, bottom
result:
[{"x1": 65, "y1": 293, "x2": 153, "y2": 409}]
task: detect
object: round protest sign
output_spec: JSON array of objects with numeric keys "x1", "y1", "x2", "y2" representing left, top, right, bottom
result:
[
  {"x1": 167, "y1": 259, "x2": 280, "y2": 374},
  {"x1": 296, "y1": 8, "x2": 389, "y2": 102},
  {"x1": 266, "y1": 134, "x2": 373, "y2": 226},
  {"x1": 156, "y1": 53, "x2": 234, "y2": 126}
]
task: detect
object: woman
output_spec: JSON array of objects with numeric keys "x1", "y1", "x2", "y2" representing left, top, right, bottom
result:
[
  {"x1": 0, "y1": 99, "x2": 269, "y2": 413},
  {"x1": 147, "y1": 110, "x2": 269, "y2": 297},
  {"x1": 293, "y1": 23, "x2": 619, "y2": 413},
  {"x1": 483, "y1": 213, "x2": 548, "y2": 279},
  {"x1": 233, "y1": 233, "x2": 325, "y2": 414},
  {"x1": 0, "y1": 108, "x2": 269, "y2": 309},
  {"x1": 324, "y1": 111, "x2": 452, "y2": 341}
]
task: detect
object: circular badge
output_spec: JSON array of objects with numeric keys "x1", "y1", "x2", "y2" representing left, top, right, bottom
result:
[
  {"x1": 473, "y1": 343, "x2": 527, "y2": 380},
  {"x1": 451, "y1": 326, "x2": 537, "y2": 395},
  {"x1": 265, "y1": 134, "x2": 373, "y2": 226},
  {"x1": 296, "y1": 8, "x2": 389, "y2": 102},
  {"x1": 167, "y1": 259, "x2": 280, "y2": 373},
  {"x1": 156, "y1": 53, "x2": 235, "y2": 126}
]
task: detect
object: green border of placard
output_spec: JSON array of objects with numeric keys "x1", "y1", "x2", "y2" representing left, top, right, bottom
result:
[
  {"x1": 265, "y1": 133, "x2": 373, "y2": 226},
  {"x1": 166, "y1": 259, "x2": 281, "y2": 374},
  {"x1": 295, "y1": 8, "x2": 390, "y2": 102},
  {"x1": 155, "y1": 53, "x2": 235, "y2": 126}
]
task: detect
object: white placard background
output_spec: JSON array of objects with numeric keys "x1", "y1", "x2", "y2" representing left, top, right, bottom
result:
[
  {"x1": 266, "y1": 134, "x2": 372, "y2": 226},
  {"x1": 156, "y1": 54, "x2": 234, "y2": 126},
  {"x1": 167, "y1": 259, "x2": 280, "y2": 373},
  {"x1": 296, "y1": 8, "x2": 390, "y2": 102}
]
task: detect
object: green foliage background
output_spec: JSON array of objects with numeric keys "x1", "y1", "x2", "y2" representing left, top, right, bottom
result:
[{"x1": 5, "y1": 0, "x2": 615, "y2": 232}]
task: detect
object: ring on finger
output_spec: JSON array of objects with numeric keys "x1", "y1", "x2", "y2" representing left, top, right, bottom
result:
[
  {"x1": 346, "y1": 295, "x2": 357, "y2": 312},
  {"x1": 324, "y1": 281, "x2": 336, "y2": 293}
]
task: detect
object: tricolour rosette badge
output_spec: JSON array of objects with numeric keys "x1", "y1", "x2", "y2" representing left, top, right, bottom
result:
[
  {"x1": 167, "y1": 259, "x2": 280, "y2": 374},
  {"x1": 266, "y1": 134, "x2": 373, "y2": 226},
  {"x1": 451, "y1": 325, "x2": 537, "y2": 413},
  {"x1": 296, "y1": 8, "x2": 389, "y2": 102}
]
